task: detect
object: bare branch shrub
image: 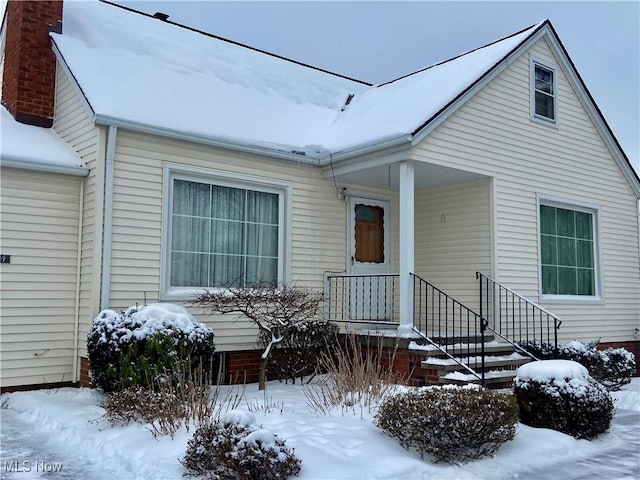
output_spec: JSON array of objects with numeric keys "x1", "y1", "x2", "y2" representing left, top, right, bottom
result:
[
  {"x1": 101, "y1": 362, "x2": 245, "y2": 438},
  {"x1": 193, "y1": 282, "x2": 323, "y2": 390},
  {"x1": 304, "y1": 332, "x2": 408, "y2": 416}
]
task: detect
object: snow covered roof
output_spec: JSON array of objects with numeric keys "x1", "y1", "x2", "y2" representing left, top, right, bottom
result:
[
  {"x1": 0, "y1": 106, "x2": 87, "y2": 176},
  {"x1": 51, "y1": 0, "x2": 540, "y2": 157}
]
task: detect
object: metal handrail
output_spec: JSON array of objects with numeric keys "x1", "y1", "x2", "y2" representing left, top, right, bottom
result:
[
  {"x1": 412, "y1": 273, "x2": 487, "y2": 385},
  {"x1": 476, "y1": 272, "x2": 561, "y2": 351}
]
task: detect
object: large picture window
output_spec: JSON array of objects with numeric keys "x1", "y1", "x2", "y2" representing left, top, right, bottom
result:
[
  {"x1": 539, "y1": 198, "x2": 601, "y2": 300},
  {"x1": 164, "y1": 169, "x2": 287, "y2": 297}
]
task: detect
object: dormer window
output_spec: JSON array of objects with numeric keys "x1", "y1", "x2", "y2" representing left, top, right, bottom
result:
[{"x1": 531, "y1": 59, "x2": 557, "y2": 125}]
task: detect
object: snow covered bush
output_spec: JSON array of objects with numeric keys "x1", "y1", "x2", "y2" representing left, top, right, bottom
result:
[
  {"x1": 520, "y1": 340, "x2": 635, "y2": 391},
  {"x1": 514, "y1": 360, "x2": 614, "y2": 440},
  {"x1": 87, "y1": 303, "x2": 216, "y2": 392},
  {"x1": 181, "y1": 410, "x2": 302, "y2": 480},
  {"x1": 375, "y1": 385, "x2": 518, "y2": 463},
  {"x1": 258, "y1": 319, "x2": 338, "y2": 384}
]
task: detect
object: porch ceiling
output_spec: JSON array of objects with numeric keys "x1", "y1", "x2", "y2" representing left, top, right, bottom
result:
[{"x1": 331, "y1": 161, "x2": 487, "y2": 190}]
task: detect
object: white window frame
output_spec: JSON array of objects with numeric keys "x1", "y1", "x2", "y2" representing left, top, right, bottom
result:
[
  {"x1": 530, "y1": 57, "x2": 558, "y2": 126},
  {"x1": 161, "y1": 164, "x2": 292, "y2": 301},
  {"x1": 536, "y1": 194, "x2": 604, "y2": 304}
]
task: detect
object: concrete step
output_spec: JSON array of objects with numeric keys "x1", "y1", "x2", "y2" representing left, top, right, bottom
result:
[
  {"x1": 439, "y1": 369, "x2": 518, "y2": 386},
  {"x1": 421, "y1": 352, "x2": 531, "y2": 372},
  {"x1": 409, "y1": 340, "x2": 521, "y2": 357}
]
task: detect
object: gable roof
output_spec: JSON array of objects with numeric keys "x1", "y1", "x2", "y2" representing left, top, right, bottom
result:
[
  {"x1": 49, "y1": 1, "x2": 638, "y2": 195},
  {"x1": 51, "y1": 1, "x2": 534, "y2": 155}
]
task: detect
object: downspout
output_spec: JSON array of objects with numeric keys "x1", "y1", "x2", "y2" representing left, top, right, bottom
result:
[
  {"x1": 72, "y1": 180, "x2": 84, "y2": 384},
  {"x1": 100, "y1": 125, "x2": 117, "y2": 311}
]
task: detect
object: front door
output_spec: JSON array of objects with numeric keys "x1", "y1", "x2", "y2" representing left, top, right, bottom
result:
[{"x1": 348, "y1": 197, "x2": 392, "y2": 320}]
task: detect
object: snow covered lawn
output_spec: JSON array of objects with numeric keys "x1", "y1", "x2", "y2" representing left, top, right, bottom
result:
[{"x1": 1, "y1": 379, "x2": 639, "y2": 479}]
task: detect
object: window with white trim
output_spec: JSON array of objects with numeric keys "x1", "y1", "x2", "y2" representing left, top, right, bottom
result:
[
  {"x1": 539, "y1": 199, "x2": 600, "y2": 299},
  {"x1": 164, "y1": 169, "x2": 287, "y2": 296},
  {"x1": 531, "y1": 60, "x2": 557, "y2": 123}
]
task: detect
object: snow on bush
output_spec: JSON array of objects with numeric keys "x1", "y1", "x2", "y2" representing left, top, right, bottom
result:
[
  {"x1": 514, "y1": 360, "x2": 614, "y2": 440},
  {"x1": 181, "y1": 409, "x2": 302, "y2": 480},
  {"x1": 87, "y1": 303, "x2": 216, "y2": 392},
  {"x1": 520, "y1": 339, "x2": 636, "y2": 391},
  {"x1": 375, "y1": 385, "x2": 518, "y2": 463}
]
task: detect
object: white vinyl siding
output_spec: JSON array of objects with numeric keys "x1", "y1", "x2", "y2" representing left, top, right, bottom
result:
[
  {"x1": 412, "y1": 37, "x2": 640, "y2": 343},
  {"x1": 414, "y1": 178, "x2": 492, "y2": 312},
  {"x1": 0, "y1": 170, "x2": 82, "y2": 387},
  {"x1": 54, "y1": 62, "x2": 102, "y2": 358},
  {"x1": 107, "y1": 130, "x2": 368, "y2": 351}
]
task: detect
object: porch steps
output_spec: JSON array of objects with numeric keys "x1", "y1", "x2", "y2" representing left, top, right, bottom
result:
[{"x1": 409, "y1": 340, "x2": 532, "y2": 389}]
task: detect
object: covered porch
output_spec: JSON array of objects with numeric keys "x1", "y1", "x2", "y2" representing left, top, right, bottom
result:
[{"x1": 320, "y1": 148, "x2": 561, "y2": 385}]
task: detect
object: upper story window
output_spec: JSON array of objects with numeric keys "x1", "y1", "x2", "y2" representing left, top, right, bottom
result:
[
  {"x1": 538, "y1": 195, "x2": 603, "y2": 303},
  {"x1": 162, "y1": 166, "x2": 289, "y2": 299},
  {"x1": 531, "y1": 59, "x2": 557, "y2": 125}
]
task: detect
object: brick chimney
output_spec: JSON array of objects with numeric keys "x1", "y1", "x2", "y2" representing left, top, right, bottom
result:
[{"x1": 2, "y1": 0, "x2": 63, "y2": 128}]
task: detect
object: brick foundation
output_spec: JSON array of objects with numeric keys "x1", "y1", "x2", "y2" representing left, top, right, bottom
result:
[
  {"x1": 79, "y1": 356, "x2": 93, "y2": 388},
  {"x1": 226, "y1": 351, "x2": 262, "y2": 384}
]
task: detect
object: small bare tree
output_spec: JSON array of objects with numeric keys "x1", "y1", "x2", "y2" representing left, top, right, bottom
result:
[{"x1": 193, "y1": 282, "x2": 323, "y2": 390}]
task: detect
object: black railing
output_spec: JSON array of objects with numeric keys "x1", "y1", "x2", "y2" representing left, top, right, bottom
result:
[
  {"x1": 477, "y1": 272, "x2": 561, "y2": 352},
  {"x1": 412, "y1": 273, "x2": 486, "y2": 384},
  {"x1": 324, "y1": 273, "x2": 398, "y2": 324}
]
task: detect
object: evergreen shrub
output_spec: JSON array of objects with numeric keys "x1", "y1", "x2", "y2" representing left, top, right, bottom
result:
[
  {"x1": 520, "y1": 339, "x2": 635, "y2": 391},
  {"x1": 514, "y1": 359, "x2": 614, "y2": 439},
  {"x1": 87, "y1": 303, "x2": 215, "y2": 392}
]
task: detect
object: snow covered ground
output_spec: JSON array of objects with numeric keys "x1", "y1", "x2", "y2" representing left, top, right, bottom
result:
[{"x1": 1, "y1": 378, "x2": 638, "y2": 480}]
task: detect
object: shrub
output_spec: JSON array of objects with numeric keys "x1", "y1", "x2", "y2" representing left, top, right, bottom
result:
[
  {"x1": 520, "y1": 339, "x2": 635, "y2": 391},
  {"x1": 87, "y1": 303, "x2": 216, "y2": 392},
  {"x1": 304, "y1": 333, "x2": 408, "y2": 416},
  {"x1": 514, "y1": 359, "x2": 614, "y2": 440},
  {"x1": 193, "y1": 282, "x2": 323, "y2": 390},
  {"x1": 100, "y1": 362, "x2": 244, "y2": 438},
  {"x1": 181, "y1": 411, "x2": 302, "y2": 480},
  {"x1": 259, "y1": 320, "x2": 339, "y2": 384},
  {"x1": 375, "y1": 385, "x2": 518, "y2": 463}
]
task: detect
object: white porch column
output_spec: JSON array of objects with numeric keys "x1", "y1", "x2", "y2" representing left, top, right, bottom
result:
[{"x1": 398, "y1": 160, "x2": 415, "y2": 335}]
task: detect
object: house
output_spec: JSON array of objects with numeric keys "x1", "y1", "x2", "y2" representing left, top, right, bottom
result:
[{"x1": 1, "y1": 0, "x2": 638, "y2": 391}]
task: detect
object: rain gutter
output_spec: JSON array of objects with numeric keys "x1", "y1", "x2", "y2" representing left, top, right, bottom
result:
[
  {"x1": 0, "y1": 157, "x2": 89, "y2": 177},
  {"x1": 73, "y1": 180, "x2": 84, "y2": 383},
  {"x1": 100, "y1": 125, "x2": 117, "y2": 311},
  {"x1": 316, "y1": 134, "x2": 412, "y2": 166},
  {"x1": 93, "y1": 114, "x2": 323, "y2": 164}
]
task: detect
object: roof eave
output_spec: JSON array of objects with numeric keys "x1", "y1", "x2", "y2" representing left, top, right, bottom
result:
[
  {"x1": 94, "y1": 114, "x2": 325, "y2": 164},
  {"x1": 317, "y1": 134, "x2": 412, "y2": 166},
  {"x1": 0, "y1": 157, "x2": 90, "y2": 177}
]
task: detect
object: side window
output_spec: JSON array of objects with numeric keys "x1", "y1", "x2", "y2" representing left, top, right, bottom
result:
[
  {"x1": 531, "y1": 59, "x2": 557, "y2": 124},
  {"x1": 538, "y1": 197, "x2": 602, "y2": 302}
]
